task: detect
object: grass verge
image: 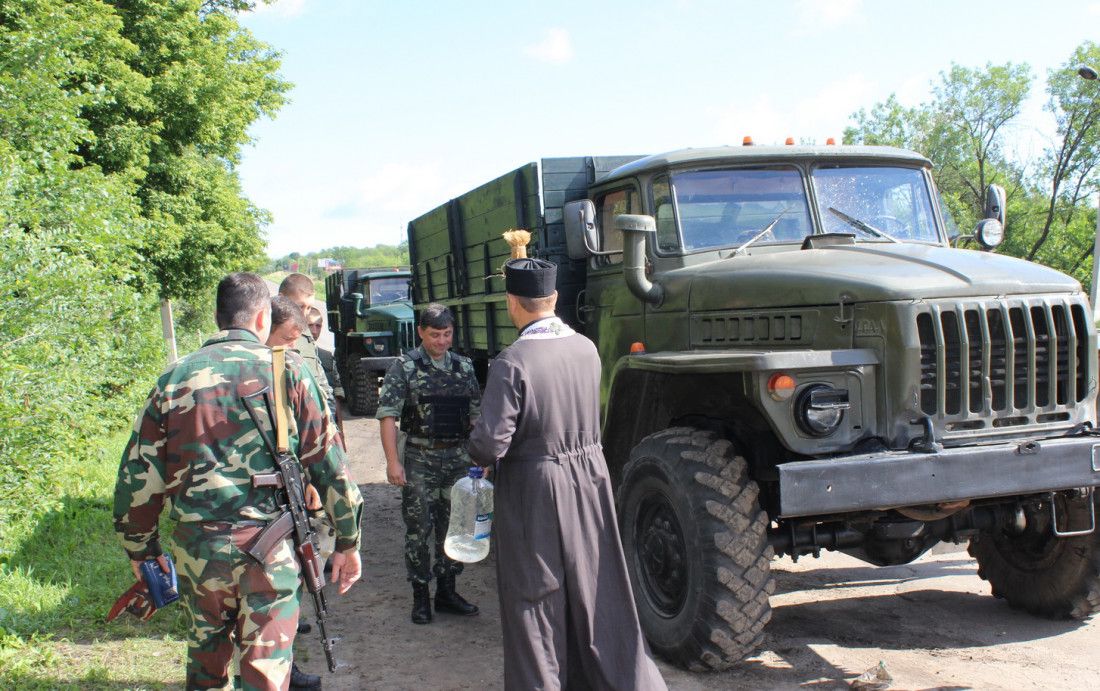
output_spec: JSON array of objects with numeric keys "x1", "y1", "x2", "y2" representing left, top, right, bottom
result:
[{"x1": 0, "y1": 429, "x2": 187, "y2": 689}]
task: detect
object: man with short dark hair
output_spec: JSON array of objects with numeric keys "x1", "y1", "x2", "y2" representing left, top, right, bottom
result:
[
  {"x1": 278, "y1": 273, "x2": 336, "y2": 414},
  {"x1": 114, "y1": 271, "x2": 364, "y2": 690},
  {"x1": 269, "y1": 295, "x2": 308, "y2": 349},
  {"x1": 468, "y1": 258, "x2": 666, "y2": 690},
  {"x1": 376, "y1": 302, "x2": 481, "y2": 624}
]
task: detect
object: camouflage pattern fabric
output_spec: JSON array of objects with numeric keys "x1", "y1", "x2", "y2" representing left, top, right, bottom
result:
[
  {"x1": 401, "y1": 445, "x2": 470, "y2": 584},
  {"x1": 377, "y1": 346, "x2": 480, "y2": 583},
  {"x1": 295, "y1": 332, "x2": 336, "y2": 411},
  {"x1": 114, "y1": 329, "x2": 363, "y2": 688},
  {"x1": 172, "y1": 522, "x2": 299, "y2": 690},
  {"x1": 316, "y1": 346, "x2": 343, "y2": 398}
]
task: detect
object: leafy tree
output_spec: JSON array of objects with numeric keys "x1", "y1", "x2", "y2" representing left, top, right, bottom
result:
[{"x1": 1026, "y1": 42, "x2": 1100, "y2": 264}]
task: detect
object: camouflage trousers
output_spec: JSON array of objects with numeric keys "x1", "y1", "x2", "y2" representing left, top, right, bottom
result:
[
  {"x1": 401, "y1": 445, "x2": 470, "y2": 585},
  {"x1": 172, "y1": 521, "x2": 300, "y2": 691}
]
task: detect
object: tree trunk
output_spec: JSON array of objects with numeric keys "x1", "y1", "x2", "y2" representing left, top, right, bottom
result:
[{"x1": 160, "y1": 298, "x2": 178, "y2": 365}]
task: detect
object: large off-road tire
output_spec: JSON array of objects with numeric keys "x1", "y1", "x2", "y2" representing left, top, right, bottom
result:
[
  {"x1": 347, "y1": 358, "x2": 379, "y2": 417},
  {"x1": 617, "y1": 427, "x2": 774, "y2": 671},
  {"x1": 969, "y1": 491, "x2": 1100, "y2": 619}
]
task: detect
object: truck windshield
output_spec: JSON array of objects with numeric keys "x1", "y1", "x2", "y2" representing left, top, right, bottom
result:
[
  {"x1": 813, "y1": 166, "x2": 939, "y2": 243},
  {"x1": 671, "y1": 168, "x2": 812, "y2": 252},
  {"x1": 365, "y1": 277, "x2": 410, "y2": 305}
]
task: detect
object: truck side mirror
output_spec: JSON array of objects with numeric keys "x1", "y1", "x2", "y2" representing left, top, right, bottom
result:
[
  {"x1": 564, "y1": 199, "x2": 598, "y2": 260},
  {"x1": 984, "y1": 184, "x2": 1006, "y2": 225},
  {"x1": 349, "y1": 292, "x2": 365, "y2": 316}
]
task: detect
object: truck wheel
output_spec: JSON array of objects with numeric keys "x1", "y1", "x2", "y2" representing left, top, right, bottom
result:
[
  {"x1": 969, "y1": 492, "x2": 1100, "y2": 619},
  {"x1": 348, "y1": 359, "x2": 379, "y2": 417},
  {"x1": 617, "y1": 427, "x2": 774, "y2": 671}
]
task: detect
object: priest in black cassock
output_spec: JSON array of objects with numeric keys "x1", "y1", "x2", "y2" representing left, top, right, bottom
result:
[{"x1": 468, "y1": 257, "x2": 667, "y2": 691}]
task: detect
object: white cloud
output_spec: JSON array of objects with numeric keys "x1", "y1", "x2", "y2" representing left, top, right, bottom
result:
[
  {"x1": 793, "y1": 0, "x2": 863, "y2": 34},
  {"x1": 251, "y1": 0, "x2": 308, "y2": 18},
  {"x1": 707, "y1": 74, "x2": 875, "y2": 145},
  {"x1": 524, "y1": 28, "x2": 574, "y2": 64}
]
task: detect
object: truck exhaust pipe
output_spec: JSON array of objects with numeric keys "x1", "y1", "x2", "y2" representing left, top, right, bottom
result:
[{"x1": 614, "y1": 214, "x2": 663, "y2": 305}]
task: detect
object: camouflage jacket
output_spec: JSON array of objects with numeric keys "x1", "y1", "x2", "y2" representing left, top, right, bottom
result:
[
  {"x1": 376, "y1": 346, "x2": 481, "y2": 440},
  {"x1": 295, "y1": 332, "x2": 335, "y2": 404},
  {"x1": 114, "y1": 329, "x2": 363, "y2": 560}
]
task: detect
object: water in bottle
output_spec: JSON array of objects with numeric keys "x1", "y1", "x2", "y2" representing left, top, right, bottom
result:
[{"x1": 444, "y1": 467, "x2": 493, "y2": 563}]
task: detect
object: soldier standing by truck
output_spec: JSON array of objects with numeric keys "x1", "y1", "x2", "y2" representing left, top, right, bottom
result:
[
  {"x1": 377, "y1": 303, "x2": 481, "y2": 624},
  {"x1": 113, "y1": 272, "x2": 363, "y2": 690}
]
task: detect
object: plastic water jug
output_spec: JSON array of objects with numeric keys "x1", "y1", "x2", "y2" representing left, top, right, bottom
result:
[{"x1": 443, "y1": 467, "x2": 493, "y2": 563}]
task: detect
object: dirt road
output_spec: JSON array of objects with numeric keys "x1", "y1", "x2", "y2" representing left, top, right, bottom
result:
[{"x1": 309, "y1": 411, "x2": 1100, "y2": 690}]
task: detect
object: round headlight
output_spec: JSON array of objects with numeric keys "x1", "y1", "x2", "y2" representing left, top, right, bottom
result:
[
  {"x1": 795, "y1": 384, "x2": 850, "y2": 437},
  {"x1": 975, "y1": 218, "x2": 1004, "y2": 249}
]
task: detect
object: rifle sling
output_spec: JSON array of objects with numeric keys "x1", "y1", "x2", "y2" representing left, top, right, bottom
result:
[{"x1": 271, "y1": 346, "x2": 290, "y2": 453}]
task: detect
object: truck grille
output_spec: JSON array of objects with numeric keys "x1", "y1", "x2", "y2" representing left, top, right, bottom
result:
[
  {"x1": 399, "y1": 320, "x2": 416, "y2": 353},
  {"x1": 916, "y1": 299, "x2": 1090, "y2": 420}
]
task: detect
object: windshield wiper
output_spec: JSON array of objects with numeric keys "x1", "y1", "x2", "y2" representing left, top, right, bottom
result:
[
  {"x1": 725, "y1": 211, "x2": 787, "y2": 257},
  {"x1": 827, "y1": 207, "x2": 900, "y2": 243}
]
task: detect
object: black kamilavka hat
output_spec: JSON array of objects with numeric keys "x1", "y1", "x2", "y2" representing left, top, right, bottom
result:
[{"x1": 504, "y1": 257, "x2": 556, "y2": 298}]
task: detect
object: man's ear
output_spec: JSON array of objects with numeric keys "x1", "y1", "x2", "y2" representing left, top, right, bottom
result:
[{"x1": 255, "y1": 306, "x2": 269, "y2": 333}]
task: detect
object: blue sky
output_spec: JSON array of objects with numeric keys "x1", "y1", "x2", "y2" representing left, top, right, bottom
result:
[{"x1": 237, "y1": 0, "x2": 1100, "y2": 258}]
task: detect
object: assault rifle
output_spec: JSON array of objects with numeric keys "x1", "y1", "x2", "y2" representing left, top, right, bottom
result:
[{"x1": 241, "y1": 346, "x2": 337, "y2": 672}]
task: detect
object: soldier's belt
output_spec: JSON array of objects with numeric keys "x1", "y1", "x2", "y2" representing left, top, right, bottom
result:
[{"x1": 407, "y1": 436, "x2": 466, "y2": 450}]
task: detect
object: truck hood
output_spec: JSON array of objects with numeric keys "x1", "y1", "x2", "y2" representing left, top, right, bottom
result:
[
  {"x1": 687, "y1": 243, "x2": 1082, "y2": 311},
  {"x1": 360, "y1": 301, "x2": 412, "y2": 321}
]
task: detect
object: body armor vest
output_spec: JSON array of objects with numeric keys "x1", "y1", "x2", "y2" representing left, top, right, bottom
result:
[{"x1": 400, "y1": 350, "x2": 472, "y2": 440}]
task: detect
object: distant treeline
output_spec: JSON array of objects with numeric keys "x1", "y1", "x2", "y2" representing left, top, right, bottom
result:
[{"x1": 267, "y1": 243, "x2": 411, "y2": 276}]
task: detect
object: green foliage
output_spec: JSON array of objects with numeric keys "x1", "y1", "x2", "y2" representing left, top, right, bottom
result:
[
  {"x1": 845, "y1": 43, "x2": 1100, "y2": 293},
  {"x1": 0, "y1": 0, "x2": 285, "y2": 596},
  {"x1": 0, "y1": 431, "x2": 186, "y2": 689}
]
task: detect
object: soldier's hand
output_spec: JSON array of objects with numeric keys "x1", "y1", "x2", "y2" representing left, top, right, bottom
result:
[
  {"x1": 387, "y1": 462, "x2": 406, "y2": 487},
  {"x1": 129, "y1": 554, "x2": 170, "y2": 582},
  {"x1": 304, "y1": 483, "x2": 322, "y2": 511},
  {"x1": 330, "y1": 548, "x2": 362, "y2": 594}
]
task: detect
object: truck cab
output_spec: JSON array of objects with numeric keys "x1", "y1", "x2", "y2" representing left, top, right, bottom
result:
[
  {"x1": 325, "y1": 267, "x2": 415, "y2": 415},
  {"x1": 406, "y1": 146, "x2": 1100, "y2": 672}
]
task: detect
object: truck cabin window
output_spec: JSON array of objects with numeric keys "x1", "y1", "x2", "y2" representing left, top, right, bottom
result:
[
  {"x1": 670, "y1": 168, "x2": 812, "y2": 252},
  {"x1": 365, "y1": 277, "x2": 410, "y2": 305},
  {"x1": 595, "y1": 187, "x2": 639, "y2": 266},
  {"x1": 813, "y1": 166, "x2": 939, "y2": 243}
]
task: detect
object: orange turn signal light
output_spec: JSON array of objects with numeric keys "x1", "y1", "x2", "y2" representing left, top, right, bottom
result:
[
  {"x1": 768, "y1": 373, "x2": 797, "y2": 401},
  {"x1": 630, "y1": 342, "x2": 646, "y2": 354},
  {"x1": 826, "y1": 137, "x2": 836, "y2": 145},
  {"x1": 785, "y1": 137, "x2": 795, "y2": 145},
  {"x1": 742, "y1": 136, "x2": 754, "y2": 146}
]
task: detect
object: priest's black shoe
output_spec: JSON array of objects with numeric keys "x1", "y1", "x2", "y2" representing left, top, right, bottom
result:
[
  {"x1": 289, "y1": 662, "x2": 322, "y2": 690},
  {"x1": 435, "y1": 575, "x2": 478, "y2": 616},
  {"x1": 411, "y1": 582, "x2": 433, "y2": 624}
]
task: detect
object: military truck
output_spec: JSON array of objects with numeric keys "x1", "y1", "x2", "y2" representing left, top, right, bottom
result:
[
  {"x1": 324, "y1": 267, "x2": 415, "y2": 415},
  {"x1": 405, "y1": 146, "x2": 1100, "y2": 671}
]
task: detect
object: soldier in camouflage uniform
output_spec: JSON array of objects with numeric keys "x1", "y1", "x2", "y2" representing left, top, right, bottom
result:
[
  {"x1": 377, "y1": 303, "x2": 481, "y2": 624},
  {"x1": 114, "y1": 272, "x2": 364, "y2": 691},
  {"x1": 279, "y1": 273, "x2": 337, "y2": 415}
]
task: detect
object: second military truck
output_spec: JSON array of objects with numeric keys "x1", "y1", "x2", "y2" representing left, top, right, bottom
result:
[
  {"x1": 405, "y1": 145, "x2": 1100, "y2": 671},
  {"x1": 325, "y1": 267, "x2": 415, "y2": 416}
]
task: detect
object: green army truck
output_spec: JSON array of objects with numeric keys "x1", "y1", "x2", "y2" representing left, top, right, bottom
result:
[
  {"x1": 406, "y1": 146, "x2": 1100, "y2": 671},
  {"x1": 324, "y1": 267, "x2": 415, "y2": 416}
]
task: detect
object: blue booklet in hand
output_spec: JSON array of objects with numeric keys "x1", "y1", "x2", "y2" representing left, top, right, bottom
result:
[{"x1": 140, "y1": 556, "x2": 179, "y2": 609}]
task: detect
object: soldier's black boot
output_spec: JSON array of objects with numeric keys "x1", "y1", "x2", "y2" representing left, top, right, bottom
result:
[
  {"x1": 289, "y1": 662, "x2": 322, "y2": 690},
  {"x1": 411, "y1": 582, "x2": 433, "y2": 624},
  {"x1": 434, "y1": 574, "x2": 479, "y2": 616}
]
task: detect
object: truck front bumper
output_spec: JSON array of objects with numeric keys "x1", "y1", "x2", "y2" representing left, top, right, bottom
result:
[{"x1": 778, "y1": 434, "x2": 1100, "y2": 518}]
